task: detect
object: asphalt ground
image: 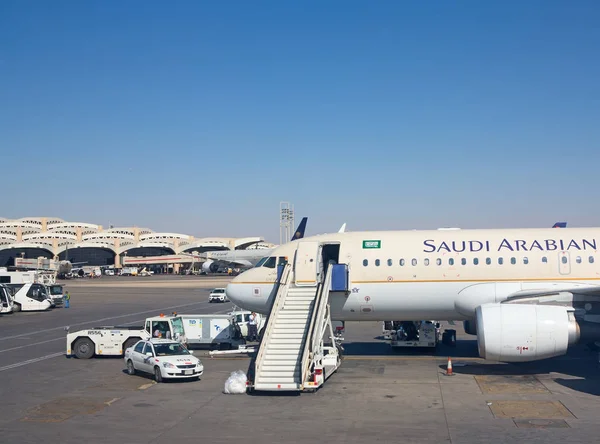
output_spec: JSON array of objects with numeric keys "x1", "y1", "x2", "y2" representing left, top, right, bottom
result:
[{"x1": 1, "y1": 275, "x2": 599, "y2": 444}]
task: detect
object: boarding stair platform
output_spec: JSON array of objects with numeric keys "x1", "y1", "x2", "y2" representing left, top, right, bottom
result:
[{"x1": 249, "y1": 250, "x2": 343, "y2": 392}]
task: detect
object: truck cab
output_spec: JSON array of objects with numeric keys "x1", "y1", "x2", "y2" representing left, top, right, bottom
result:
[
  {"x1": 47, "y1": 284, "x2": 65, "y2": 306},
  {"x1": 144, "y1": 315, "x2": 185, "y2": 341},
  {"x1": 230, "y1": 309, "x2": 265, "y2": 338}
]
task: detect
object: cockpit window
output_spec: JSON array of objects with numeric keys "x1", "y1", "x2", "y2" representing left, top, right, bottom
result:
[
  {"x1": 255, "y1": 257, "x2": 268, "y2": 268},
  {"x1": 262, "y1": 257, "x2": 277, "y2": 268}
]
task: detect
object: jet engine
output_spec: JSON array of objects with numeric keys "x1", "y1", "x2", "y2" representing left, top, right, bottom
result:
[
  {"x1": 475, "y1": 303, "x2": 580, "y2": 362},
  {"x1": 202, "y1": 260, "x2": 219, "y2": 273}
]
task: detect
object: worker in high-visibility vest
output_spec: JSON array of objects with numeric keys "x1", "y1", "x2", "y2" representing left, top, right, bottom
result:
[{"x1": 64, "y1": 291, "x2": 70, "y2": 308}]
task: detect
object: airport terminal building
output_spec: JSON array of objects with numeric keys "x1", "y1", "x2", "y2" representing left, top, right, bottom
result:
[{"x1": 0, "y1": 217, "x2": 272, "y2": 270}]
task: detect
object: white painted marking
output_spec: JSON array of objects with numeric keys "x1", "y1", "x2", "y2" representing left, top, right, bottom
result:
[
  {"x1": 0, "y1": 352, "x2": 63, "y2": 372},
  {"x1": 0, "y1": 337, "x2": 64, "y2": 354},
  {"x1": 0, "y1": 318, "x2": 145, "y2": 353},
  {"x1": 0, "y1": 300, "x2": 217, "y2": 342}
]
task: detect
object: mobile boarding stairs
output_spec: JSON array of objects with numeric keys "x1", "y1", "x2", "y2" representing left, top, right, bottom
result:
[{"x1": 247, "y1": 258, "x2": 346, "y2": 393}]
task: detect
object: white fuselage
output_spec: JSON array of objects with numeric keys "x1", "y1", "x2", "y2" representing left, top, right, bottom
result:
[{"x1": 226, "y1": 227, "x2": 600, "y2": 321}]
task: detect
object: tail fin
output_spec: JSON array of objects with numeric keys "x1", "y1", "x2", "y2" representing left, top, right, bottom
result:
[
  {"x1": 290, "y1": 217, "x2": 308, "y2": 241},
  {"x1": 552, "y1": 222, "x2": 567, "y2": 228},
  {"x1": 338, "y1": 223, "x2": 346, "y2": 233}
]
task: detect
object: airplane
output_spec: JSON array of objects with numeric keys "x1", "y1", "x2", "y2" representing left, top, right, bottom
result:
[
  {"x1": 226, "y1": 225, "x2": 600, "y2": 363},
  {"x1": 553, "y1": 222, "x2": 567, "y2": 228},
  {"x1": 199, "y1": 217, "x2": 309, "y2": 273}
]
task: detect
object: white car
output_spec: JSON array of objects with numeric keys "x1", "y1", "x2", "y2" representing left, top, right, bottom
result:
[
  {"x1": 123, "y1": 339, "x2": 204, "y2": 382},
  {"x1": 209, "y1": 288, "x2": 228, "y2": 303}
]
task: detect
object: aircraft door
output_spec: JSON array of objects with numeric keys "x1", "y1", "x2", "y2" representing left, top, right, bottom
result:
[
  {"x1": 558, "y1": 251, "x2": 571, "y2": 275},
  {"x1": 294, "y1": 241, "x2": 321, "y2": 287}
]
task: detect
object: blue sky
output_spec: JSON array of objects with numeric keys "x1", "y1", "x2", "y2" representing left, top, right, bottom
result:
[{"x1": 1, "y1": 1, "x2": 599, "y2": 242}]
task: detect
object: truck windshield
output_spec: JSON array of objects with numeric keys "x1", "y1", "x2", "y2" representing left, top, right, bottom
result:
[
  {"x1": 49, "y1": 285, "x2": 63, "y2": 296},
  {"x1": 171, "y1": 317, "x2": 185, "y2": 336},
  {"x1": 154, "y1": 343, "x2": 190, "y2": 356}
]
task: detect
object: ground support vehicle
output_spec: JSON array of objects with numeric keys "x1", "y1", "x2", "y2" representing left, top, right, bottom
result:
[
  {"x1": 66, "y1": 313, "x2": 244, "y2": 358},
  {"x1": 389, "y1": 320, "x2": 441, "y2": 348}
]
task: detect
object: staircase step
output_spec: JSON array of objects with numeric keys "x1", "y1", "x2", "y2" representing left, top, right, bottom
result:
[
  {"x1": 272, "y1": 333, "x2": 304, "y2": 340},
  {"x1": 277, "y1": 312, "x2": 310, "y2": 318},
  {"x1": 273, "y1": 325, "x2": 306, "y2": 334},
  {"x1": 262, "y1": 356, "x2": 301, "y2": 363},
  {"x1": 268, "y1": 337, "x2": 304, "y2": 344},
  {"x1": 261, "y1": 365, "x2": 299, "y2": 372}
]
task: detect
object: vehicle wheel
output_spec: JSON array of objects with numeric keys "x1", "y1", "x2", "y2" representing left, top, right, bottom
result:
[
  {"x1": 126, "y1": 360, "x2": 136, "y2": 375},
  {"x1": 122, "y1": 338, "x2": 139, "y2": 354},
  {"x1": 154, "y1": 366, "x2": 163, "y2": 383},
  {"x1": 13, "y1": 303, "x2": 21, "y2": 312},
  {"x1": 73, "y1": 338, "x2": 95, "y2": 359}
]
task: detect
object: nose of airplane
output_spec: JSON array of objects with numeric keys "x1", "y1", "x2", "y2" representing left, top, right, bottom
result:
[{"x1": 225, "y1": 276, "x2": 246, "y2": 309}]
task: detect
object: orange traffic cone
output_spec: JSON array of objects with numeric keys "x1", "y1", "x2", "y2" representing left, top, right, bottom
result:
[{"x1": 446, "y1": 357, "x2": 454, "y2": 376}]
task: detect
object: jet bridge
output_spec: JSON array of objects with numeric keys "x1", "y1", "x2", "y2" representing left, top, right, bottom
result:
[{"x1": 248, "y1": 245, "x2": 343, "y2": 392}]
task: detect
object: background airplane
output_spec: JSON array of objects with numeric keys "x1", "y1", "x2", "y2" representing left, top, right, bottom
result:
[{"x1": 199, "y1": 217, "x2": 308, "y2": 273}]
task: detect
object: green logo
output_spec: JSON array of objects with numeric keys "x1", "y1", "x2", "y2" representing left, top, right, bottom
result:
[{"x1": 362, "y1": 240, "x2": 381, "y2": 249}]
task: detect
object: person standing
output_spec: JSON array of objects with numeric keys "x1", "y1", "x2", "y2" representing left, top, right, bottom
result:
[
  {"x1": 64, "y1": 291, "x2": 70, "y2": 308},
  {"x1": 248, "y1": 312, "x2": 258, "y2": 342}
]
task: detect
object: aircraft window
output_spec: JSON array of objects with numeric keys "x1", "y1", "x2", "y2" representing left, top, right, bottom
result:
[
  {"x1": 278, "y1": 257, "x2": 288, "y2": 265},
  {"x1": 424, "y1": 258, "x2": 429, "y2": 266},
  {"x1": 436, "y1": 258, "x2": 442, "y2": 266},
  {"x1": 523, "y1": 257, "x2": 528, "y2": 264},
  {"x1": 590, "y1": 256, "x2": 595, "y2": 263},
  {"x1": 576, "y1": 256, "x2": 582, "y2": 264},
  {"x1": 498, "y1": 257, "x2": 503, "y2": 265},
  {"x1": 486, "y1": 258, "x2": 491, "y2": 265},
  {"x1": 411, "y1": 258, "x2": 417, "y2": 266},
  {"x1": 387, "y1": 259, "x2": 392, "y2": 266},
  {"x1": 262, "y1": 257, "x2": 277, "y2": 268},
  {"x1": 542, "y1": 256, "x2": 548, "y2": 263},
  {"x1": 449, "y1": 258, "x2": 454, "y2": 266},
  {"x1": 510, "y1": 257, "x2": 516, "y2": 265},
  {"x1": 375, "y1": 259, "x2": 380, "y2": 267},
  {"x1": 460, "y1": 258, "x2": 465, "y2": 265},
  {"x1": 473, "y1": 258, "x2": 479, "y2": 265},
  {"x1": 561, "y1": 256, "x2": 568, "y2": 264},
  {"x1": 399, "y1": 259, "x2": 405, "y2": 266},
  {"x1": 255, "y1": 257, "x2": 268, "y2": 268},
  {"x1": 363, "y1": 259, "x2": 368, "y2": 267}
]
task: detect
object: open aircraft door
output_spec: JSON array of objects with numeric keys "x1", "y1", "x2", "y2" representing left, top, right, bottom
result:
[{"x1": 294, "y1": 241, "x2": 321, "y2": 287}]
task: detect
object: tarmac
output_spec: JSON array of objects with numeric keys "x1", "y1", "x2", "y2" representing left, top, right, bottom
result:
[{"x1": 1, "y1": 275, "x2": 599, "y2": 443}]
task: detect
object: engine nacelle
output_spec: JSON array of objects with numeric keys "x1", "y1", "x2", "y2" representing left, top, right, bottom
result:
[
  {"x1": 202, "y1": 260, "x2": 219, "y2": 273},
  {"x1": 475, "y1": 303, "x2": 580, "y2": 362}
]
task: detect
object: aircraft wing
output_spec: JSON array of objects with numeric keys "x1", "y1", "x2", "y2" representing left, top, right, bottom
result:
[
  {"x1": 205, "y1": 258, "x2": 254, "y2": 268},
  {"x1": 501, "y1": 285, "x2": 600, "y2": 322}
]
